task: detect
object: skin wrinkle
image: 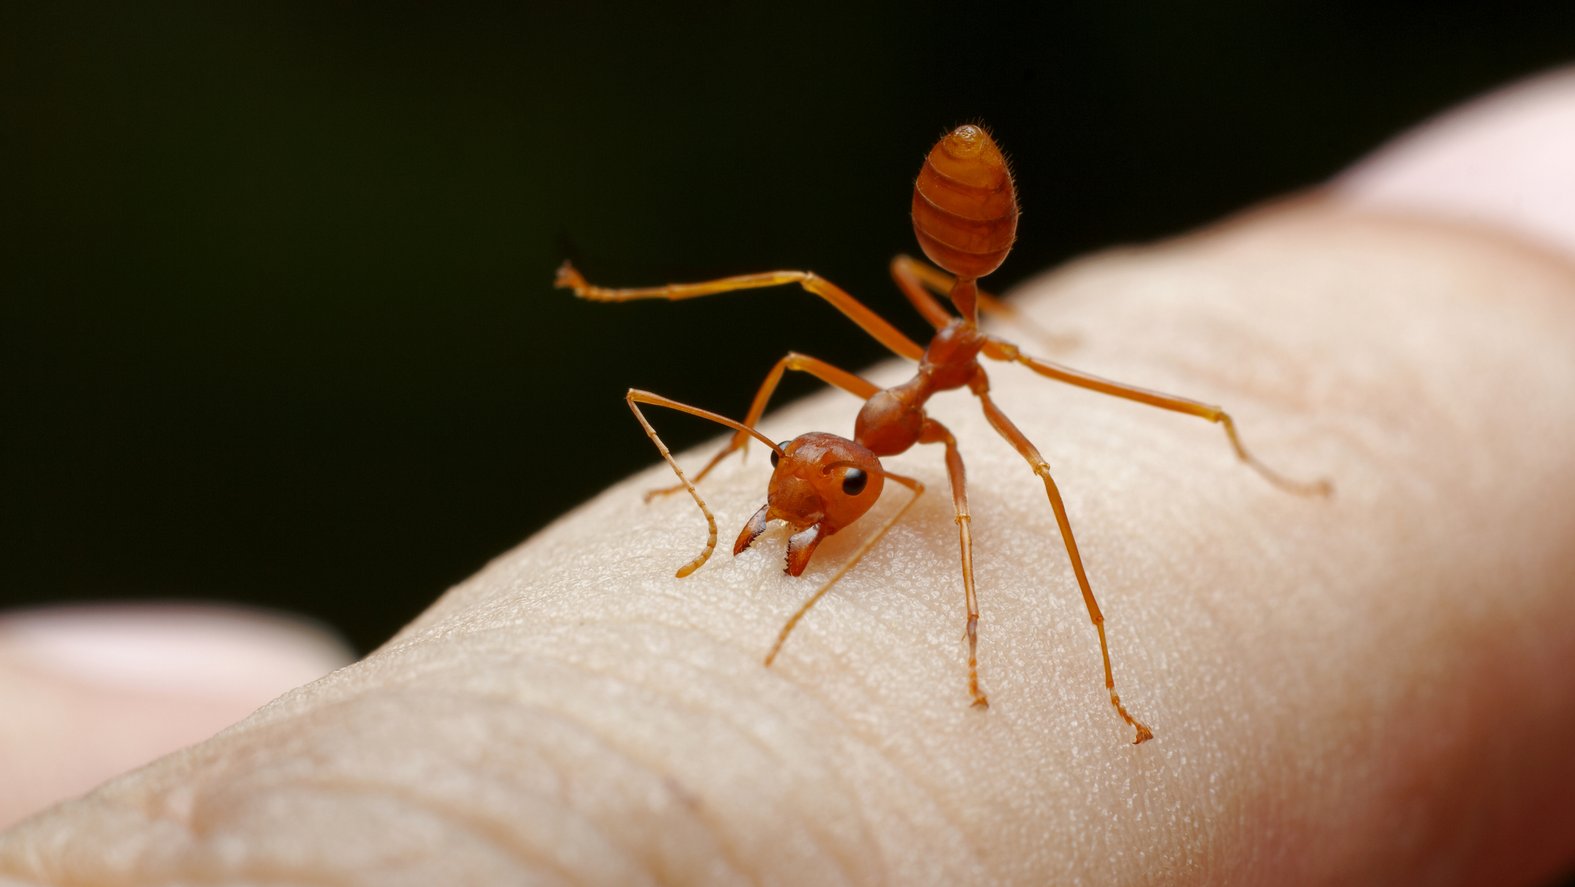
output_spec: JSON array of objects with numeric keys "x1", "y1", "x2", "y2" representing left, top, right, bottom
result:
[
  {"x1": 456, "y1": 645, "x2": 844, "y2": 882},
  {"x1": 417, "y1": 644, "x2": 864, "y2": 883},
  {"x1": 624, "y1": 620, "x2": 980, "y2": 882},
  {"x1": 231, "y1": 776, "x2": 587, "y2": 886},
  {"x1": 391, "y1": 611, "x2": 766, "y2": 691},
  {"x1": 404, "y1": 682, "x2": 756, "y2": 883},
  {"x1": 14, "y1": 830, "x2": 360, "y2": 887},
  {"x1": 757, "y1": 656, "x2": 986, "y2": 881},
  {"x1": 497, "y1": 704, "x2": 745, "y2": 886},
  {"x1": 141, "y1": 870, "x2": 352, "y2": 887},
  {"x1": 203, "y1": 691, "x2": 695, "y2": 885},
  {"x1": 185, "y1": 797, "x2": 522, "y2": 887},
  {"x1": 173, "y1": 852, "x2": 366, "y2": 887},
  {"x1": 145, "y1": 683, "x2": 632, "y2": 880}
]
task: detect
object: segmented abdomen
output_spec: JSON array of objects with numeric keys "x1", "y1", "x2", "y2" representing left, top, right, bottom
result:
[{"x1": 910, "y1": 125, "x2": 1019, "y2": 280}]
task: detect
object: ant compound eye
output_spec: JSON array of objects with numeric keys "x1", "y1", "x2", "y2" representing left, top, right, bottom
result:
[
  {"x1": 841, "y1": 468, "x2": 868, "y2": 496},
  {"x1": 771, "y1": 441, "x2": 791, "y2": 468}
]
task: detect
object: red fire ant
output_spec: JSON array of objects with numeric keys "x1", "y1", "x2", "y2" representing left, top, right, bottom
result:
[{"x1": 557, "y1": 125, "x2": 1330, "y2": 743}]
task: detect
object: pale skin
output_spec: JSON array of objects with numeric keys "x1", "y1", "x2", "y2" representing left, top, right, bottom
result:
[{"x1": 4, "y1": 73, "x2": 1575, "y2": 885}]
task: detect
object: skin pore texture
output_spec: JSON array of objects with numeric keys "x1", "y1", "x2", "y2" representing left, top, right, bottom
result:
[{"x1": 3, "y1": 73, "x2": 1575, "y2": 885}]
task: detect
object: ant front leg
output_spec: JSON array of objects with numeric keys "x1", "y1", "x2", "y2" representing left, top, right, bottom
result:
[
  {"x1": 984, "y1": 337, "x2": 1332, "y2": 497},
  {"x1": 644, "y1": 352, "x2": 882, "y2": 500},
  {"x1": 624, "y1": 390, "x2": 784, "y2": 578},
  {"x1": 764, "y1": 470, "x2": 926, "y2": 669},
  {"x1": 917, "y1": 419, "x2": 990, "y2": 710},
  {"x1": 968, "y1": 374, "x2": 1154, "y2": 743}
]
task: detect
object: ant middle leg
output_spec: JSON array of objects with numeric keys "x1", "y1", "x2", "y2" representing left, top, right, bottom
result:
[
  {"x1": 984, "y1": 337, "x2": 1332, "y2": 497},
  {"x1": 968, "y1": 376, "x2": 1154, "y2": 743}
]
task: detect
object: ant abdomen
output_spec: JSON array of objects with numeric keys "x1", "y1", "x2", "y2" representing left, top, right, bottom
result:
[{"x1": 910, "y1": 125, "x2": 1019, "y2": 281}]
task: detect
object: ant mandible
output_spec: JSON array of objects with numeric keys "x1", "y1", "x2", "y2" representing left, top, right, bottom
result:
[{"x1": 557, "y1": 124, "x2": 1331, "y2": 744}]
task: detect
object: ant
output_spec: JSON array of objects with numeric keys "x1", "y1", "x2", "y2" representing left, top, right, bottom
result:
[{"x1": 556, "y1": 124, "x2": 1330, "y2": 744}]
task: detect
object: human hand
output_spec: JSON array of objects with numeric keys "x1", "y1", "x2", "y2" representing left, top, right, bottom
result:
[{"x1": 3, "y1": 72, "x2": 1573, "y2": 885}]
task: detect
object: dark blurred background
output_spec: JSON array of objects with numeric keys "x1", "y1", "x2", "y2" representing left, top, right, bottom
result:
[{"x1": 3, "y1": 2, "x2": 1572, "y2": 655}]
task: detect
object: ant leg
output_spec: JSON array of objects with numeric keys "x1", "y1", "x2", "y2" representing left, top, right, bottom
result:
[
  {"x1": 915, "y1": 419, "x2": 991, "y2": 710},
  {"x1": 764, "y1": 472, "x2": 925, "y2": 668},
  {"x1": 891, "y1": 255, "x2": 1075, "y2": 350},
  {"x1": 645, "y1": 352, "x2": 881, "y2": 499},
  {"x1": 557, "y1": 262, "x2": 924, "y2": 361},
  {"x1": 625, "y1": 390, "x2": 783, "y2": 578},
  {"x1": 984, "y1": 337, "x2": 1333, "y2": 497},
  {"x1": 888, "y1": 255, "x2": 956, "y2": 329},
  {"x1": 969, "y1": 376, "x2": 1154, "y2": 743}
]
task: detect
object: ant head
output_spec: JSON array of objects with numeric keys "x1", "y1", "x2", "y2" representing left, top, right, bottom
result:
[
  {"x1": 911, "y1": 123, "x2": 1018, "y2": 282},
  {"x1": 733, "y1": 432, "x2": 885, "y2": 576}
]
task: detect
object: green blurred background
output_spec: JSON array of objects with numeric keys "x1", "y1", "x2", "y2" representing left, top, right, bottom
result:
[{"x1": 4, "y1": 3, "x2": 1572, "y2": 654}]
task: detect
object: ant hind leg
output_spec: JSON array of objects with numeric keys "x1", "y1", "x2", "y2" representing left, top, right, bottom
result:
[
  {"x1": 890, "y1": 255, "x2": 1078, "y2": 351},
  {"x1": 984, "y1": 337, "x2": 1332, "y2": 497}
]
